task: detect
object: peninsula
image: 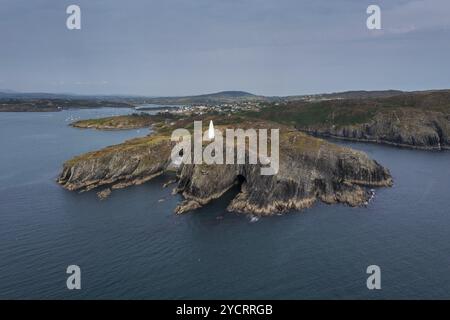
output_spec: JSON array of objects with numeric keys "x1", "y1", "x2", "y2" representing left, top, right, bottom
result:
[
  {"x1": 247, "y1": 90, "x2": 450, "y2": 150},
  {"x1": 56, "y1": 89, "x2": 450, "y2": 215},
  {"x1": 58, "y1": 112, "x2": 393, "y2": 215},
  {"x1": 71, "y1": 113, "x2": 155, "y2": 130}
]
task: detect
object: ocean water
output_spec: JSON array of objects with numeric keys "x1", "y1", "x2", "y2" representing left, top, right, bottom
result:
[{"x1": 0, "y1": 108, "x2": 450, "y2": 299}]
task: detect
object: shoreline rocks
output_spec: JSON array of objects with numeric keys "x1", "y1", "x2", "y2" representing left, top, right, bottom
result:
[
  {"x1": 297, "y1": 109, "x2": 450, "y2": 151},
  {"x1": 97, "y1": 188, "x2": 112, "y2": 200},
  {"x1": 174, "y1": 131, "x2": 392, "y2": 215},
  {"x1": 58, "y1": 126, "x2": 393, "y2": 216},
  {"x1": 57, "y1": 135, "x2": 173, "y2": 191}
]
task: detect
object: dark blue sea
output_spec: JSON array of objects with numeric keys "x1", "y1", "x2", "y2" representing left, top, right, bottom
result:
[{"x1": 1, "y1": 108, "x2": 450, "y2": 299}]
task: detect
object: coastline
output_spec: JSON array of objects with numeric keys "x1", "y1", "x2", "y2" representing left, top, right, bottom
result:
[{"x1": 298, "y1": 130, "x2": 450, "y2": 151}]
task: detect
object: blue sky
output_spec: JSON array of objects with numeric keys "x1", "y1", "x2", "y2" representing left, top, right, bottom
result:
[{"x1": 1, "y1": 0, "x2": 450, "y2": 96}]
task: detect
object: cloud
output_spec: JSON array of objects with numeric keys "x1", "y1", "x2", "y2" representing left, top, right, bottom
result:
[
  {"x1": 74, "y1": 81, "x2": 109, "y2": 86},
  {"x1": 383, "y1": 0, "x2": 450, "y2": 34},
  {"x1": 1, "y1": 0, "x2": 450, "y2": 95}
]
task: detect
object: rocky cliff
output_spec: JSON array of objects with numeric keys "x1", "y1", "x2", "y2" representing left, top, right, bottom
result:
[
  {"x1": 245, "y1": 90, "x2": 450, "y2": 150},
  {"x1": 58, "y1": 135, "x2": 173, "y2": 191},
  {"x1": 298, "y1": 109, "x2": 450, "y2": 150},
  {"x1": 58, "y1": 121, "x2": 392, "y2": 215},
  {"x1": 174, "y1": 130, "x2": 392, "y2": 215}
]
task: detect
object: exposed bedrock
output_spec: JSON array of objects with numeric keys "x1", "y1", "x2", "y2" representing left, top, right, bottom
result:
[
  {"x1": 58, "y1": 129, "x2": 392, "y2": 215},
  {"x1": 174, "y1": 131, "x2": 392, "y2": 215},
  {"x1": 298, "y1": 109, "x2": 450, "y2": 150},
  {"x1": 57, "y1": 136, "x2": 173, "y2": 191}
]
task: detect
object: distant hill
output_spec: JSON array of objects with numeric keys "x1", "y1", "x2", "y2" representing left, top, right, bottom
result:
[
  {"x1": 142, "y1": 91, "x2": 267, "y2": 105},
  {"x1": 2, "y1": 88, "x2": 450, "y2": 112},
  {"x1": 285, "y1": 90, "x2": 405, "y2": 101},
  {"x1": 319, "y1": 90, "x2": 405, "y2": 99},
  {"x1": 0, "y1": 89, "x2": 18, "y2": 94},
  {"x1": 198, "y1": 91, "x2": 256, "y2": 98},
  {"x1": 0, "y1": 91, "x2": 85, "y2": 100},
  {"x1": 0, "y1": 90, "x2": 266, "y2": 105}
]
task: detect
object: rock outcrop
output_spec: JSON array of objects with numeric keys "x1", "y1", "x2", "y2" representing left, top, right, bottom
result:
[
  {"x1": 298, "y1": 109, "x2": 450, "y2": 150},
  {"x1": 58, "y1": 135, "x2": 173, "y2": 191},
  {"x1": 58, "y1": 124, "x2": 392, "y2": 216},
  {"x1": 97, "y1": 188, "x2": 112, "y2": 200},
  {"x1": 174, "y1": 130, "x2": 392, "y2": 215}
]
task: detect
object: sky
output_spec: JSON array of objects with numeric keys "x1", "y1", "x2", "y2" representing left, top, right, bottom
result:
[{"x1": 1, "y1": 0, "x2": 450, "y2": 96}]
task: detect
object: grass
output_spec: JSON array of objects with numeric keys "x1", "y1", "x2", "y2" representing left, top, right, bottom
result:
[
  {"x1": 72, "y1": 113, "x2": 155, "y2": 129},
  {"x1": 65, "y1": 134, "x2": 169, "y2": 166},
  {"x1": 240, "y1": 91, "x2": 450, "y2": 129},
  {"x1": 241, "y1": 100, "x2": 378, "y2": 128},
  {"x1": 65, "y1": 90, "x2": 450, "y2": 166}
]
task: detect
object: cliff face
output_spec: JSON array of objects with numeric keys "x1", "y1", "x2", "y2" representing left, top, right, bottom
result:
[
  {"x1": 58, "y1": 135, "x2": 173, "y2": 191},
  {"x1": 174, "y1": 131, "x2": 392, "y2": 215},
  {"x1": 58, "y1": 126, "x2": 392, "y2": 215},
  {"x1": 298, "y1": 109, "x2": 450, "y2": 150}
]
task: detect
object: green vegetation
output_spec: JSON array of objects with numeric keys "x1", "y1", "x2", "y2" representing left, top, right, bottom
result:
[
  {"x1": 67, "y1": 89, "x2": 450, "y2": 153},
  {"x1": 65, "y1": 134, "x2": 169, "y2": 166},
  {"x1": 72, "y1": 113, "x2": 155, "y2": 129},
  {"x1": 241, "y1": 101, "x2": 377, "y2": 128},
  {"x1": 241, "y1": 90, "x2": 450, "y2": 129},
  {"x1": 69, "y1": 89, "x2": 450, "y2": 135},
  {"x1": 0, "y1": 98, "x2": 134, "y2": 112},
  {"x1": 141, "y1": 91, "x2": 266, "y2": 105}
]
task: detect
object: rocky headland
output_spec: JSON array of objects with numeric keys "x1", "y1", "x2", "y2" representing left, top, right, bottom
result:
[
  {"x1": 58, "y1": 89, "x2": 450, "y2": 215},
  {"x1": 58, "y1": 115, "x2": 393, "y2": 215},
  {"x1": 71, "y1": 113, "x2": 155, "y2": 130},
  {"x1": 298, "y1": 109, "x2": 450, "y2": 150},
  {"x1": 247, "y1": 91, "x2": 450, "y2": 150},
  {"x1": 58, "y1": 135, "x2": 173, "y2": 191},
  {"x1": 174, "y1": 130, "x2": 392, "y2": 215}
]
